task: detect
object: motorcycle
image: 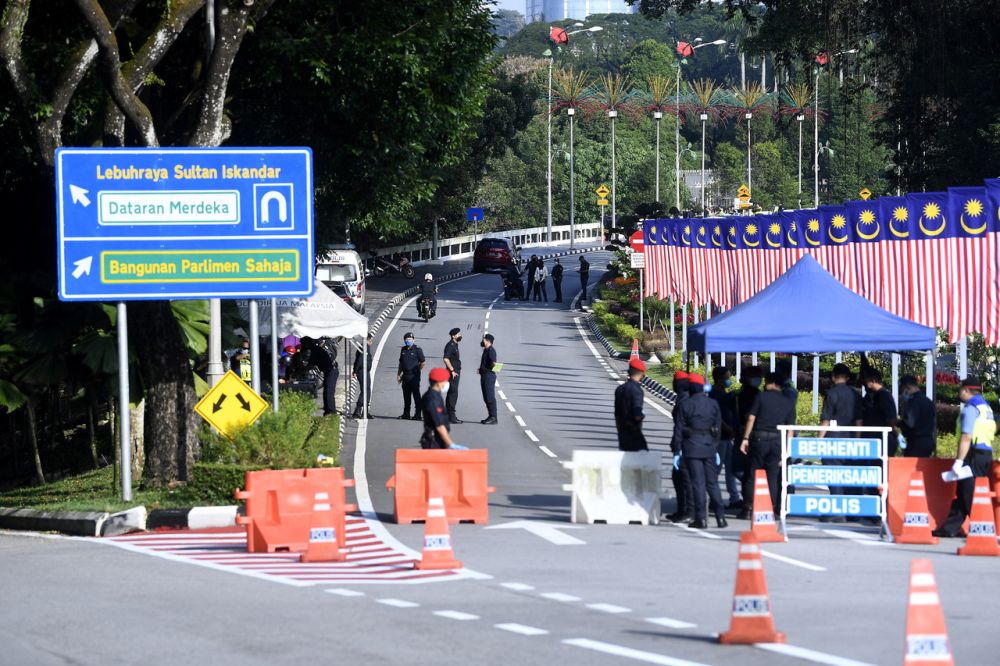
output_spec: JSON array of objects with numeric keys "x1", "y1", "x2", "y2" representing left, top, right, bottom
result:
[
  {"x1": 368, "y1": 251, "x2": 415, "y2": 279},
  {"x1": 417, "y1": 295, "x2": 436, "y2": 322}
]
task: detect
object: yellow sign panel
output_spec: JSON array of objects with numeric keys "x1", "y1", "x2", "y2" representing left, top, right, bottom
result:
[
  {"x1": 595, "y1": 184, "x2": 610, "y2": 198},
  {"x1": 597, "y1": 198, "x2": 610, "y2": 206},
  {"x1": 195, "y1": 370, "x2": 268, "y2": 440},
  {"x1": 859, "y1": 187, "x2": 872, "y2": 200},
  {"x1": 737, "y1": 184, "x2": 751, "y2": 201}
]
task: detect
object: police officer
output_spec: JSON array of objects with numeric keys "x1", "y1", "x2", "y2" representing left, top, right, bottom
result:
[
  {"x1": 420, "y1": 368, "x2": 464, "y2": 449},
  {"x1": 933, "y1": 377, "x2": 997, "y2": 538},
  {"x1": 443, "y1": 328, "x2": 464, "y2": 424},
  {"x1": 898, "y1": 375, "x2": 936, "y2": 457},
  {"x1": 351, "y1": 333, "x2": 374, "y2": 419},
  {"x1": 817, "y1": 363, "x2": 864, "y2": 521},
  {"x1": 578, "y1": 255, "x2": 590, "y2": 303},
  {"x1": 551, "y1": 258, "x2": 564, "y2": 302},
  {"x1": 396, "y1": 332, "x2": 425, "y2": 420},
  {"x1": 301, "y1": 337, "x2": 338, "y2": 416},
  {"x1": 615, "y1": 358, "x2": 648, "y2": 451},
  {"x1": 417, "y1": 273, "x2": 438, "y2": 317},
  {"x1": 861, "y1": 369, "x2": 899, "y2": 456},
  {"x1": 230, "y1": 337, "x2": 252, "y2": 383},
  {"x1": 668, "y1": 371, "x2": 693, "y2": 522},
  {"x1": 526, "y1": 255, "x2": 538, "y2": 300},
  {"x1": 738, "y1": 372, "x2": 796, "y2": 519},
  {"x1": 478, "y1": 333, "x2": 498, "y2": 424},
  {"x1": 676, "y1": 373, "x2": 727, "y2": 529},
  {"x1": 709, "y1": 366, "x2": 742, "y2": 509}
]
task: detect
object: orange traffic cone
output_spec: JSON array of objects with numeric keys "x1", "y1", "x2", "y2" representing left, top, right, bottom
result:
[
  {"x1": 630, "y1": 338, "x2": 640, "y2": 359},
  {"x1": 897, "y1": 472, "x2": 939, "y2": 545},
  {"x1": 750, "y1": 470, "x2": 784, "y2": 543},
  {"x1": 300, "y1": 490, "x2": 346, "y2": 563},
  {"x1": 903, "y1": 559, "x2": 954, "y2": 665},
  {"x1": 957, "y1": 477, "x2": 1000, "y2": 557},
  {"x1": 414, "y1": 497, "x2": 463, "y2": 570},
  {"x1": 718, "y1": 531, "x2": 786, "y2": 645}
]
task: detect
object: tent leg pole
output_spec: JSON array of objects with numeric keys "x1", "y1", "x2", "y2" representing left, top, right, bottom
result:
[
  {"x1": 891, "y1": 353, "x2": 900, "y2": 406},
  {"x1": 752, "y1": 351, "x2": 758, "y2": 366},
  {"x1": 958, "y1": 337, "x2": 968, "y2": 379},
  {"x1": 791, "y1": 355, "x2": 798, "y2": 387},
  {"x1": 735, "y1": 353, "x2": 742, "y2": 381},
  {"x1": 770, "y1": 353, "x2": 776, "y2": 373},
  {"x1": 835, "y1": 351, "x2": 842, "y2": 363},
  {"x1": 692, "y1": 304, "x2": 699, "y2": 368},
  {"x1": 669, "y1": 298, "x2": 675, "y2": 355},
  {"x1": 926, "y1": 350, "x2": 934, "y2": 402},
  {"x1": 812, "y1": 355, "x2": 819, "y2": 414}
]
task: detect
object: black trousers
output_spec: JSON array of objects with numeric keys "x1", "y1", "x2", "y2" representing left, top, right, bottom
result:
[
  {"x1": 353, "y1": 371, "x2": 371, "y2": 414},
  {"x1": 480, "y1": 371, "x2": 497, "y2": 418},
  {"x1": 526, "y1": 276, "x2": 536, "y2": 299},
  {"x1": 446, "y1": 373, "x2": 460, "y2": 417},
  {"x1": 672, "y1": 465, "x2": 693, "y2": 515},
  {"x1": 939, "y1": 448, "x2": 994, "y2": 536},
  {"x1": 742, "y1": 435, "x2": 782, "y2": 512},
  {"x1": 580, "y1": 276, "x2": 589, "y2": 301},
  {"x1": 685, "y1": 455, "x2": 725, "y2": 522},
  {"x1": 401, "y1": 374, "x2": 421, "y2": 417},
  {"x1": 322, "y1": 367, "x2": 339, "y2": 415},
  {"x1": 553, "y1": 278, "x2": 563, "y2": 302},
  {"x1": 533, "y1": 279, "x2": 548, "y2": 301},
  {"x1": 904, "y1": 436, "x2": 936, "y2": 458}
]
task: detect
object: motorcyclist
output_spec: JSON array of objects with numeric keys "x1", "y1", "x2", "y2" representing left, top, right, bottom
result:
[
  {"x1": 418, "y1": 273, "x2": 438, "y2": 317},
  {"x1": 503, "y1": 264, "x2": 525, "y2": 301}
]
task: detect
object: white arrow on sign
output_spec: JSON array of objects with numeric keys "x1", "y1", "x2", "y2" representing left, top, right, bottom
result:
[
  {"x1": 72, "y1": 256, "x2": 93, "y2": 279},
  {"x1": 69, "y1": 184, "x2": 91, "y2": 207},
  {"x1": 260, "y1": 190, "x2": 288, "y2": 224},
  {"x1": 485, "y1": 520, "x2": 585, "y2": 545}
]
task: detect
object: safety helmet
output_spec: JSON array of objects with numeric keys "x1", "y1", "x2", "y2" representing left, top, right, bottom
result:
[{"x1": 424, "y1": 273, "x2": 433, "y2": 281}]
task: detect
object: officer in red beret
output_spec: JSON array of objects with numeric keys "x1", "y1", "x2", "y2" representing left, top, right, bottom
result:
[
  {"x1": 615, "y1": 357, "x2": 649, "y2": 451},
  {"x1": 675, "y1": 372, "x2": 727, "y2": 529},
  {"x1": 420, "y1": 367, "x2": 464, "y2": 449}
]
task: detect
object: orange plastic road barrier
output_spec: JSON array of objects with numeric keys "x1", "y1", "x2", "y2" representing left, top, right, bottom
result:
[
  {"x1": 992, "y1": 462, "x2": 1000, "y2": 530},
  {"x1": 718, "y1": 532, "x2": 786, "y2": 645},
  {"x1": 300, "y1": 489, "x2": 348, "y2": 562},
  {"x1": 385, "y1": 449, "x2": 495, "y2": 524},
  {"x1": 749, "y1": 469, "x2": 784, "y2": 543},
  {"x1": 896, "y1": 472, "x2": 939, "y2": 545},
  {"x1": 235, "y1": 467, "x2": 356, "y2": 553},
  {"x1": 957, "y1": 477, "x2": 1000, "y2": 557},
  {"x1": 414, "y1": 497, "x2": 463, "y2": 570},
  {"x1": 887, "y1": 459, "x2": 956, "y2": 537},
  {"x1": 903, "y1": 559, "x2": 954, "y2": 665}
]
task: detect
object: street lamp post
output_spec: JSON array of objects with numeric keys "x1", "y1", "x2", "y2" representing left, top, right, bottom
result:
[
  {"x1": 675, "y1": 39, "x2": 726, "y2": 213},
  {"x1": 797, "y1": 113, "x2": 804, "y2": 208},
  {"x1": 700, "y1": 112, "x2": 708, "y2": 213},
  {"x1": 568, "y1": 106, "x2": 576, "y2": 249},
  {"x1": 654, "y1": 110, "x2": 662, "y2": 202},
  {"x1": 814, "y1": 64, "x2": 820, "y2": 208},
  {"x1": 610, "y1": 109, "x2": 617, "y2": 231}
]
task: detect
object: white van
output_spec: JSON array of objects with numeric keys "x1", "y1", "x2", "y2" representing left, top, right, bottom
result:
[{"x1": 316, "y1": 248, "x2": 365, "y2": 313}]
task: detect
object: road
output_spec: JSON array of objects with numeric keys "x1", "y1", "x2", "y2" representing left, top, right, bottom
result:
[{"x1": 2, "y1": 248, "x2": 997, "y2": 666}]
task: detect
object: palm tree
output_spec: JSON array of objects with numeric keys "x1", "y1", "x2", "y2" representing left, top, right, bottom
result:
[
  {"x1": 646, "y1": 73, "x2": 677, "y2": 204},
  {"x1": 594, "y1": 72, "x2": 636, "y2": 228},
  {"x1": 780, "y1": 82, "x2": 814, "y2": 206},
  {"x1": 552, "y1": 67, "x2": 594, "y2": 247},
  {"x1": 729, "y1": 82, "x2": 773, "y2": 200},
  {"x1": 685, "y1": 78, "x2": 725, "y2": 214}
]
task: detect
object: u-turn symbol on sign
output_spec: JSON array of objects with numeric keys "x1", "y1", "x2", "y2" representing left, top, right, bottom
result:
[{"x1": 254, "y1": 183, "x2": 294, "y2": 230}]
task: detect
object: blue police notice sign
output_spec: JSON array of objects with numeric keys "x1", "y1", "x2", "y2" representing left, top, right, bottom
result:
[
  {"x1": 788, "y1": 465, "x2": 883, "y2": 487},
  {"x1": 787, "y1": 495, "x2": 882, "y2": 517},
  {"x1": 56, "y1": 147, "x2": 314, "y2": 301},
  {"x1": 789, "y1": 437, "x2": 881, "y2": 460},
  {"x1": 466, "y1": 207, "x2": 484, "y2": 222}
]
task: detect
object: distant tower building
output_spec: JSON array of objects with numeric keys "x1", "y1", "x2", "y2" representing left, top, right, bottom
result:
[{"x1": 526, "y1": 0, "x2": 634, "y2": 24}]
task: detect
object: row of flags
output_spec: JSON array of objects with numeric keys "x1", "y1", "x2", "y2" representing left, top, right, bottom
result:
[{"x1": 642, "y1": 178, "x2": 1000, "y2": 344}]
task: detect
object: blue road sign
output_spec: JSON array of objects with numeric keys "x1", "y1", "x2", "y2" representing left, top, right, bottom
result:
[
  {"x1": 466, "y1": 207, "x2": 484, "y2": 222},
  {"x1": 56, "y1": 147, "x2": 314, "y2": 301},
  {"x1": 788, "y1": 465, "x2": 883, "y2": 487},
  {"x1": 789, "y1": 437, "x2": 881, "y2": 460},
  {"x1": 787, "y1": 494, "x2": 882, "y2": 517}
]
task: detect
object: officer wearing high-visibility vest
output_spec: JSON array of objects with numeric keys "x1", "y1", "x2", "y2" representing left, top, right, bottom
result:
[
  {"x1": 675, "y1": 373, "x2": 727, "y2": 529},
  {"x1": 230, "y1": 338, "x2": 252, "y2": 383},
  {"x1": 934, "y1": 377, "x2": 997, "y2": 538}
]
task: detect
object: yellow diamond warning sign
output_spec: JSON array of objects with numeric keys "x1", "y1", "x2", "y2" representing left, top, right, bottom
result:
[
  {"x1": 195, "y1": 370, "x2": 268, "y2": 440},
  {"x1": 595, "y1": 184, "x2": 610, "y2": 198},
  {"x1": 859, "y1": 187, "x2": 872, "y2": 200},
  {"x1": 737, "y1": 184, "x2": 751, "y2": 201}
]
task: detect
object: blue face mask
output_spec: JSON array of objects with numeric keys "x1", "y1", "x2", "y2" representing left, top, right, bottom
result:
[
  {"x1": 725, "y1": 378, "x2": 733, "y2": 388},
  {"x1": 703, "y1": 383, "x2": 714, "y2": 393},
  {"x1": 404, "y1": 340, "x2": 413, "y2": 347}
]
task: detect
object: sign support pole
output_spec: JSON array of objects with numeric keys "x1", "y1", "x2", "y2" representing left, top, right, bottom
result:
[
  {"x1": 639, "y1": 268, "x2": 644, "y2": 333},
  {"x1": 270, "y1": 298, "x2": 279, "y2": 412},
  {"x1": 117, "y1": 301, "x2": 132, "y2": 501},
  {"x1": 249, "y1": 299, "x2": 261, "y2": 395},
  {"x1": 208, "y1": 300, "x2": 224, "y2": 387}
]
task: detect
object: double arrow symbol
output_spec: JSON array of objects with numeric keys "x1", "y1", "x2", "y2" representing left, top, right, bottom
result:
[{"x1": 212, "y1": 393, "x2": 253, "y2": 413}]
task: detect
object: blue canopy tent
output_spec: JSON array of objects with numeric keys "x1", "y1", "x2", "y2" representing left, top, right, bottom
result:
[{"x1": 688, "y1": 254, "x2": 935, "y2": 353}]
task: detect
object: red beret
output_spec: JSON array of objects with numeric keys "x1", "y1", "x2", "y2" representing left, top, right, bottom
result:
[
  {"x1": 674, "y1": 371, "x2": 689, "y2": 380},
  {"x1": 688, "y1": 373, "x2": 705, "y2": 385},
  {"x1": 429, "y1": 367, "x2": 451, "y2": 383},
  {"x1": 629, "y1": 357, "x2": 646, "y2": 373}
]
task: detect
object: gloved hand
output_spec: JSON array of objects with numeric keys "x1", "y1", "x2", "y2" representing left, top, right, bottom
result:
[
  {"x1": 673, "y1": 452, "x2": 682, "y2": 470},
  {"x1": 715, "y1": 452, "x2": 721, "y2": 466}
]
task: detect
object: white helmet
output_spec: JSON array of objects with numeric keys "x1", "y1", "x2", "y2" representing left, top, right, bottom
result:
[{"x1": 424, "y1": 273, "x2": 433, "y2": 281}]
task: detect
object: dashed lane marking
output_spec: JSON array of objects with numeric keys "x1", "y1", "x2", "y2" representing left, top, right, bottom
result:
[
  {"x1": 754, "y1": 642, "x2": 877, "y2": 666},
  {"x1": 498, "y1": 390, "x2": 508, "y2": 400},
  {"x1": 665, "y1": 522, "x2": 723, "y2": 540},
  {"x1": 434, "y1": 610, "x2": 479, "y2": 621},
  {"x1": 538, "y1": 445, "x2": 557, "y2": 458},
  {"x1": 761, "y1": 550, "x2": 827, "y2": 572},
  {"x1": 495, "y1": 623, "x2": 549, "y2": 636},
  {"x1": 563, "y1": 638, "x2": 711, "y2": 666},
  {"x1": 326, "y1": 589, "x2": 365, "y2": 597},
  {"x1": 525, "y1": 430, "x2": 539, "y2": 442},
  {"x1": 514, "y1": 415, "x2": 526, "y2": 427},
  {"x1": 505, "y1": 401, "x2": 516, "y2": 412},
  {"x1": 377, "y1": 598, "x2": 420, "y2": 608},
  {"x1": 586, "y1": 602, "x2": 631, "y2": 614},
  {"x1": 645, "y1": 617, "x2": 697, "y2": 629},
  {"x1": 821, "y1": 529, "x2": 890, "y2": 547},
  {"x1": 540, "y1": 592, "x2": 581, "y2": 602},
  {"x1": 500, "y1": 582, "x2": 535, "y2": 591}
]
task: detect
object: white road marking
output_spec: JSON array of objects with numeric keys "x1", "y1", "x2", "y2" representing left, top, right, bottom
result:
[
  {"x1": 326, "y1": 589, "x2": 365, "y2": 597},
  {"x1": 377, "y1": 598, "x2": 420, "y2": 608},
  {"x1": 755, "y1": 642, "x2": 877, "y2": 666},
  {"x1": 485, "y1": 312, "x2": 490, "y2": 319},
  {"x1": 525, "y1": 430, "x2": 540, "y2": 442},
  {"x1": 514, "y1": 415, "x2": 526, "y2": 427},
  {"x1": 760, "y1": 550, "x2": 827, "y2": 572},
  {"x1": 666, "y1": 522, "x2": 723, "y2": 540},
  {"x1": 645, "y1": 617, "x2": 697, "y2": 629},
  {"x1": 540, "y1": 592, "x2": 581, "y2": 602},
  {"x1": 563, "y1": 638, "x2": 711, "y2": 666},
  {"x1": 586, "y1": 602, "x2": 631, "y2": 614},
  {"x1": 498, "y1": 390, "x2": 507, "y2": 400},
  {"x1": 486, "y1": 521, "x2": 585, "y2": 545},
  {"x1": 495, "y1": 623, "x2": 549, "y2": 636},
  {"x1": 821, "y1": 529, "x2": 890, "y2": 547},
  {"x1": 434, "y1": 610, "x2": 479, "y2": 621},
  {"x1": 500, "y1": 582, "x2": 535, "y2": 591},
  {"x1": 538, "y1": 445, "x2": 557, "y2": 459},
  {"x1": 484, "y1": 321, "x2": 489, "y2": 330},
  {"x1": 505, "y1": 401, "x2": 516, "y2": 412}
]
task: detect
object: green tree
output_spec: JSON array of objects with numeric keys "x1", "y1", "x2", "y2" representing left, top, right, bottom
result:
[{"x1": 622, "y1": 39, "x2": 678, "y2": 82}]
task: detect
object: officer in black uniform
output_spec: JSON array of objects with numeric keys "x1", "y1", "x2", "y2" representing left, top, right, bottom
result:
[
  {"x1": 738, "y1": 372, "x2": 797, "y2": 519},
  {"x1": 668, "y1": 370, "x2": 693, "y2": 522},
  {"x1": 676, "y1": 373, "x2": 727, "y2": 529},
  {"x1": 351, "y1": 333, "x2": 373, "y2": 419},
  {"x1": 615, "y1": 358, "x2": 648, "y2": 451},
  {"x1": 301, "y1": 336, "x2": 338, "y2": 416},
  {"x1": 551, "y1": 258, "x2": 564, "y2": 302},
  {"x1": 862, "y1": 369, "x2": 899, "y2": 456},
  {"x1": 421, "y1": 368, "x2": 460, "y2": 449},
  {"x1": 816, "y1": 363, "x2": 864, "y2": 518},
  {"x1": 396, "y1": 332, "x2": 425, "y2": 420},
  {"x1": 578, "y1": 255, "x2": 590, "y2": 303},
  {"x1": 898, "y1": 375, "x2": 936, "y2": 457},
  {"x1": 478, "y1": 333, "x2": 498, "y2": 424},
  {"x1": 443, "y1": 328, "x2": 464, "y2": 424}
]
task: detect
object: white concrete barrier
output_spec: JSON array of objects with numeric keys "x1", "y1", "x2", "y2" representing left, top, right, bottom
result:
[{"x1": 562, "y1": 451, "x2": 662, "y2": 525}]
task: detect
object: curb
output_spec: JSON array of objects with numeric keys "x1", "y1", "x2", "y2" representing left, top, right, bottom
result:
[
  {"x1": 0, "y1": 504, "x2": 239, "y2": 537},
  {"x1": 147, "y1": 506, "x2": 239, "y2": 531},
  {"x1": 0, "y1": 507, "x2": 109, "y2": 537},
  {"x1": 583, "y1": 313, "x2": 678, "y2": 406}
]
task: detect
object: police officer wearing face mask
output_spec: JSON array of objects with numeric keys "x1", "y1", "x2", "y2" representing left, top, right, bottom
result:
[
  {"x1": 668, "y1": 371, "x2": 694, "y2": 522},
  {"x1": 421, "y1": 368, "x2": 461, "y2": 449},
  {"x1": 898, "y1": 375, "x2": 936, "y2": 457},
  {"x1": 397, "y1": 332, "x2": 425, "y2": 420},
  {"x1": 738, "y1": 372, "x2": 796, "y2": 519},
  {"x1": 676, "y1": 373, "x2": 727, "y2": 529},
  {"x1": 709, "y1": 366, "x2": 742, "y2": 510},
  {"x1": 738, "y1": 366, "x2": 763, "y2": 428},
  {"x1": 478, "y1": 333, "x2": 498, "y2": 424},
  {"x1": 443, "y1": 328, "x2": 464, "y2": 424}
]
